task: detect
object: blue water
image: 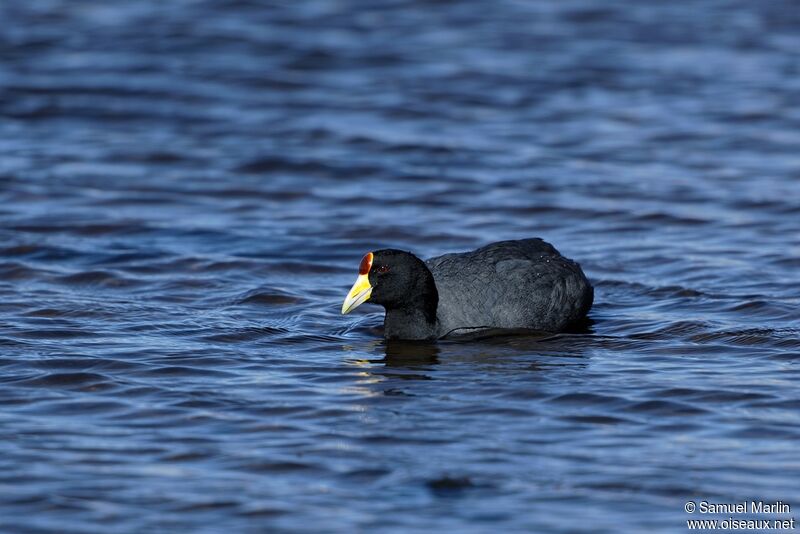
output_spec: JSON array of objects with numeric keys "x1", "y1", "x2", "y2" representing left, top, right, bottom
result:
[{"x1": 1, "y1": 1, "x2": 800, "y2": 532}]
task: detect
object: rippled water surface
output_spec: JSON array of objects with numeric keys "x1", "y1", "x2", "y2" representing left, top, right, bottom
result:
[{"x1": 2, "y1": 1, "x2": 800, "y2": 532}]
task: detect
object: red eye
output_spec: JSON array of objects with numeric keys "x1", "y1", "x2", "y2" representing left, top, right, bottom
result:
[
  {"x1": 359, "y1": 252, "x2": 373, "y2": 275},
  {"x1": 376, "y1": 265, "x2": 390, "y2": 273}
]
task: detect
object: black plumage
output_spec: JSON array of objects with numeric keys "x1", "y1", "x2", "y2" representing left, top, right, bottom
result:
[{"x1": 345, "y1": 238, "x2": 593, "y2": 341}]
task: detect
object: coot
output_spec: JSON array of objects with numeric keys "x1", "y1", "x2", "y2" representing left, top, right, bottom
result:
[{"x1": 341, "y1": 238, "x2": 593, "y2": 340}]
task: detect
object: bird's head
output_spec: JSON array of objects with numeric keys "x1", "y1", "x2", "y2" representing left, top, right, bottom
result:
[{"x1": 341, "y1": 249, "x2": 437, "y2": 315}]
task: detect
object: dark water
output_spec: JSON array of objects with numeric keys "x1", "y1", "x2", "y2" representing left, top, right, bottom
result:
[{"x1": 2, "y1": 1, "x2": 800, "y2": 532}]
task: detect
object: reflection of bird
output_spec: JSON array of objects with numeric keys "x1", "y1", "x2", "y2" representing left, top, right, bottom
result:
[{"x1": 342, "y1": 238, "x2": 593, "y2": 340}]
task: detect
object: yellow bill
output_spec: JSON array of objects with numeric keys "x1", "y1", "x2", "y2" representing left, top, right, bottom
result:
[{"x1": 341, "y1": 273, "x2": 372, "y2": 314}]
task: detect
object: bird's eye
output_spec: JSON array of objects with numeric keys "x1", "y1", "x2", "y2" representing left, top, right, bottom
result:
[{"x1": 376, "y1": 265, "x2": 390, "y2": 274}]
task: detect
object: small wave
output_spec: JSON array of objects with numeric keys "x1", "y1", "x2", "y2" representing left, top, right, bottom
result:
[{"x1": 55, "y1": 270, "x2": 141, "y2": 288}]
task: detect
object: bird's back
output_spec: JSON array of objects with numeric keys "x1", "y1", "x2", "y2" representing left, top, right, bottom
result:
[{"x1": 425, "y1": 238, "x2": 592, "y2": 337}]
